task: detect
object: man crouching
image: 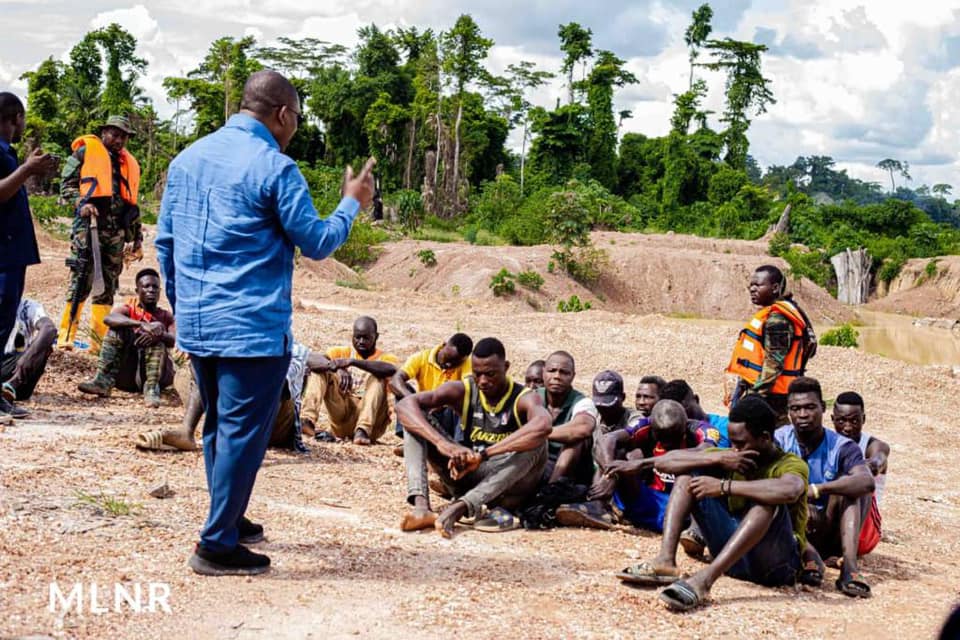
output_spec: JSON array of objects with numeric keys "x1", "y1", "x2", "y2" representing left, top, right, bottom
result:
[{"x1": 396, "y1": 337, "x2": 551, "y2": 537}]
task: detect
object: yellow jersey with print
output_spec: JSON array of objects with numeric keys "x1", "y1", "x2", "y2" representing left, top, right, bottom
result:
[{"x1": 401, "y1": 344, "x2": 472, "y2": 392}]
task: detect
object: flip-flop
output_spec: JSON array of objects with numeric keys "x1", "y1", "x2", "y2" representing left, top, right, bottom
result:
[
  {"x1": 555, "y1": 501, "x2": 614, "y2": 530},
  {"x1": 314, "y1": 430, "x2": 337, "y2": 443},
  {"x1": 799, "y1": 559, "x2": 824, "y2": 587},
  {"x1": 473, "y1": 507, "x2": 521, "y2": 532},
  {"x1": 659, "y1": 579, "x2": 705, "y2": 612},
  {"x1": 679, "y1": 526, "x2": 707, "y2": 558},
  {"x1": 616, "y1": 561, "x2": 681, "y2": 586},
  {"x1": 836, "y1": 572, "x2": 872, "y2": 598},
  {"x1": 135, "y1": 431, "x2": 179, "y2": 452}
]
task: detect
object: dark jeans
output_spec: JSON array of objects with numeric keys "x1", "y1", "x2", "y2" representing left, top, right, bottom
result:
[
  {"x1": 0, "y1": 267, "x2": 26, "y2": 357},
  {"x1": 396, "y1": 406, "x2": 460, "y2": 439},
  {"x1": 693, "y1": 495, "x2": 800, "y2": 587},
  {"x1": 192, "y1": 353, "x2": 290, "y2": 553},
  {"x1": 1, "y1": 331, "x2": 55, "y2": 400}
]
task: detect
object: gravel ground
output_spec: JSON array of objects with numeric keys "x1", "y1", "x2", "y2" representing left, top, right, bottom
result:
[{"x1": 1, "y1": 229, "x2": 958, "y2": 639}]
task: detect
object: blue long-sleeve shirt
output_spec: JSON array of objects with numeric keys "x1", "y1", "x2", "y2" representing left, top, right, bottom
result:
[{"x1": 156, "y1": 113, "x2": 359, "y2": 357}]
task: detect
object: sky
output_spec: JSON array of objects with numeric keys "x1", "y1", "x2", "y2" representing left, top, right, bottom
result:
[{"x1": 1, "y1": 0, "x2": 958, "y2": 190}]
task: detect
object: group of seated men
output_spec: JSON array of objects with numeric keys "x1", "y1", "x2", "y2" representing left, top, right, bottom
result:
[{"x1": 7, "y1": 297, "x2": 889, "y2": 612}]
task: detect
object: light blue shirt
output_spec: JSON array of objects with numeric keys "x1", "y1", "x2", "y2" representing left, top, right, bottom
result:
[{"x1": 156, "y1": 113, "x2": 359, "y2": 357}]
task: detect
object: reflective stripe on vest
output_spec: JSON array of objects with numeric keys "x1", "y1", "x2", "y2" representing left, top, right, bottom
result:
[
  {"x1": 726, "y1": 300, "x2": 808, "y2": 395},
  {"x1": 70, "y1": 135, "x2": 140, "y2": 205}
]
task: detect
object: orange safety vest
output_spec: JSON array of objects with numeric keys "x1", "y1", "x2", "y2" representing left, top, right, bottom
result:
[
  {"x1": 726, "y1": 300, "x2": 808, "y2": 395},
  {"x1": 71, "y1": 135, "x2": 140, "y2": 205}
]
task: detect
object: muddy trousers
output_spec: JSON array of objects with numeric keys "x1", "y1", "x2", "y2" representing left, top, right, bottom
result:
[
  {"x1": 191, "y1": 353, "x2": 290, "y2": 553},
  {"x1": 300, "y1": 371, "x2": 390, "y2": 441},
  {"x1": 405, "y1": 430, "x2": 547, "y2": 518}
]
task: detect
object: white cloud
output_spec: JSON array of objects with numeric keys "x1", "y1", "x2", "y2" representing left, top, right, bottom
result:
[{"x1": 91, "y1": 4, "x2": 160, "y2": 44}]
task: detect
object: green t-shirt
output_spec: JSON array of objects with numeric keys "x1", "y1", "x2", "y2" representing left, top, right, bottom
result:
[{"x1": 721, "y1": 448, "x2": 809, "y2": 551}]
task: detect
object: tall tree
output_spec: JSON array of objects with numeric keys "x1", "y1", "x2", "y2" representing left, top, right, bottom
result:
[
  {"x1": 586, "y1": 50, "x2": 637, "y2": 189},
  {"x1": 502, "y1": 61, "x2": 554, "y2": 194},
  {"x1": 440, "y1": 14, "x2": 493, "y2": 210},
  {"x1": 932, "y1": 183, "x2": 953, "y2": 198},
  {"x1": 90, "y1": 24, "x2": 147, "y2": 115},
  {"x1": 684, "y1": 4, "x2": 713, "y2": 89},
  {"x1": 876, "y1": 158, "x2": 911, "y2": 192},
  {"x1": 558, "y1": 22, "x2": 593, "y2": 105}
]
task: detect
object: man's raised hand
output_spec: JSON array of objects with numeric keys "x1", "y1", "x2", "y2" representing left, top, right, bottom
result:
[
  {"x1": 342, "y1": 157, "x2": 377, "y2": 210},
  {"x1": 24, "y1": 149, "x2": 59, "y2": 177}
]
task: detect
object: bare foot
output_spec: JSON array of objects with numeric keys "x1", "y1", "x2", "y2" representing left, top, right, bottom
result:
[
  {"x1": 400, "y1": 508, "x2": 438, "y2": 531},
  {"x1": 435, "y1": 501, "x2": 468, "y2": 539},
  {"x1": 162, "y1": 429, "x2": 198, "y2": 451},
  {"x1": 353, "y1": 428, "x2": 371, "y2": 445}
]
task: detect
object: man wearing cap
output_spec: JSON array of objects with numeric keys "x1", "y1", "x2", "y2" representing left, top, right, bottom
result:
[{"x1": 57, "y1": 115, "x2": 142, "y2": 354}]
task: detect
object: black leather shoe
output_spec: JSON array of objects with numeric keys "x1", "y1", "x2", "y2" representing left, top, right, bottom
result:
[
  {"x1": 188, "y1": 543, "x2": 270, "y2": 576},
  {"x1": 238, "y1": 516, "x2": 264, "y2": 544}
]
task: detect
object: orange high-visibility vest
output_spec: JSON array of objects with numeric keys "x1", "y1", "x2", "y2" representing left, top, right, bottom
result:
[
  {"x1": 726, "y1": 299, "x2": 808, "y2": 395},
  {"x1": 70, "y1": 134, "x2": 140, "y2": 205}
]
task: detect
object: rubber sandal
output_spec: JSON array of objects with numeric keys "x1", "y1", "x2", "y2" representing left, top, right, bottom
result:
[
  {"x1": 473, "y1": 507, "x2": 520, "y2": 532},
  {"x1": 659, "y1": 579, "x2": 705, "y2": 611},
  {"x1": 799, "y1": 559, "x2": 824, "y2": 587},
  {"x1": 679, "y1": 526, "x2": 706, "y2": 558},
  {"x1": 836, "y1": 572, "x2": 871, "y2": 598},
  {"x1": 314, "y1": 430, "x2": 337, "y2": 443},
  {"x1": 135, "y1": 431, "x2": 179, "y2": 452},
  {"x1": 555, "y1": 501, "x2": 614, "y2": 530},
  {"x1": 616, "y1": 561, "x2": 681, "y2": 586}
]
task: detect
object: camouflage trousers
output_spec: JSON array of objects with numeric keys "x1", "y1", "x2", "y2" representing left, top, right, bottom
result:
[
  {"x1": 65, "y1": 215, "x2": 126, "y2": 306},
  {"x1": 94, "y1": 327, "x2": 174, "y2": 393}
]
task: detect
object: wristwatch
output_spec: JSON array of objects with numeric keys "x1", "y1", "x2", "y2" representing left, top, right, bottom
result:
[{"x1": 477, "y1": 446, "x2": 489, "y2": 461}]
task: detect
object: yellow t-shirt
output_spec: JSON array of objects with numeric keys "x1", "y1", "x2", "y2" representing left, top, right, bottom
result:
[
  {"x1": 326, "y1": 346, "x2": 398, "y2": 395},
  {"x1": 401, "y1": 344, "x2": 472, "y2": 392}
]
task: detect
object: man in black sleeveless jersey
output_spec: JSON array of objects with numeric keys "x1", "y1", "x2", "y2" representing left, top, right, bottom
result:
[{"x1": 397, "y1": 337, "x2": 552, "y2": 537}]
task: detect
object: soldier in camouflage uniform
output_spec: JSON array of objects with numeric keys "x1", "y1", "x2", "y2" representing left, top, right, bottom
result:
[
  {"x1": 78, "y1": 268, "x2": 174, "y2": 407},
  {"x1": 56, "y1": 115, "x2": 142, "y2": 353}
]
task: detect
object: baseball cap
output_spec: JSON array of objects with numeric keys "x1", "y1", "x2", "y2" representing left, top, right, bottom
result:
[{"x1": 592, "y1": 370, "x2": 625, "y2": 407}]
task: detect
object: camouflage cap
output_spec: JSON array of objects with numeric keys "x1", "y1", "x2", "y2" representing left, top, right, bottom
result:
[{"x1": 100, "y1": 115, "x2": 135, "y2": 136}]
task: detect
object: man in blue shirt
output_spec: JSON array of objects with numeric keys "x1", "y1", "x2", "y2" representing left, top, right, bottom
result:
[
  {"x1": 156, "y1": 71, "x2": 375, "y2": 576},
  {"x1": 775, "y1": 376, "x2": 875, "y2": 598},
  {"x1": 0, "y1": 93, "x2": 58, "y2": 422}
]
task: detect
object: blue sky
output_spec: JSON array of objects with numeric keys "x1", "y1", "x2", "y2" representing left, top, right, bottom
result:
[{"x1": 1, "y1": 0, "x2": 958, "y2": 190}]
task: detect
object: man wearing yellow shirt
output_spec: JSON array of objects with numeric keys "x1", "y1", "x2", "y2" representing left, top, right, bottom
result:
[
  {"x1": 390, "y1": 333, "x2": 473, "y2": 455},
  {"x1": 301, "y1": 316, "x2": 398, "y2": 444}
]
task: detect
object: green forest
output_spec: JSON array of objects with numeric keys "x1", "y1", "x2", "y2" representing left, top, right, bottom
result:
[{"x1": 18, "y1": 4, "x2": 960, "y2": 292}]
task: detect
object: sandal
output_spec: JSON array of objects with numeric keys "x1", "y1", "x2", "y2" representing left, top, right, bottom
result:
[
  {"x1": 799, "y1": 559, "x2": 824, "y2": 587},
  {"x1": 135, "y1": 431, "x2": 180, "y2": 452},
  {"x1": 836, "y1": 571, "x2": 871, "y2": 598},
  {"x1": 616, "y1": 561, "x2": 681, "y2": 586},
  {"x1": 555, "y1": 501, "x2": 614, "y2": 530},
  {"x1": 473, "y1": 507, "x2": 521, "y2": 532},
  {"x1": 679, "y1": 526, "x2": 707, "y2": 558},
  {"x1": 659, "y1": 579, "x2": 705, "y2": 612},
  {"x1": 314, "y1": 430, "x2": 337, "y2": 443}
]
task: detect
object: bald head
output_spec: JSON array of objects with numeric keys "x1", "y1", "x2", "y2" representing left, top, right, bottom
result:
[
  {"x1": 351, "y1": 316, "x2": 379, "y2": 358},
  {"x1": 353, "y1": 316, "x2": 378, "y2": 334},
  {"x1": 239, "y1": 70, "x2": 299, "y2": 119},
  {"x1": 650, "y1": 399, "x2": 687, "y2": 432}
]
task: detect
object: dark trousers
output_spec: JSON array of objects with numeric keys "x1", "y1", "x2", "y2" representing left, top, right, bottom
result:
[
  {"x1": 693, "y1": 496, "x2": 800, "y2": 587},
  {"x1": 1, "y1": 331, "x2": 55, "y2": 400},
  {"x1": 192, "y1": 353, "x2": 290, "y2": 553},
  {"x1": 0, "y1": 267, "x2": 26, "y2": 357}
]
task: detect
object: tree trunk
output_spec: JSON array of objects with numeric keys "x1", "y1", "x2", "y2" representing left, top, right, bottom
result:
[
  {"x1": 403, "y1": 117, "x2": 416, "y2": 189},
  {"x1": 567, "y1": 69, "x2": 574, "y2": 105},
  {"x1": 520, "y1": 119, "x2": 527, "y2": 196},
  {"x1": 422, "y1": 149, "x2": 437, "y2": 217},
  {"x1": 452, "y1": 99, "x2": 462, "y2": 208},
  {"x1": 831, "y1": 248, "x2": 872, "y2": 305}
]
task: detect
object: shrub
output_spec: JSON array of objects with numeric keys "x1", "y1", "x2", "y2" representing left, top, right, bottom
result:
[
  {"x1": 768, "y1": 232, "x2": 791, "y2": 257},
  {"x1": 394, "y1": 189, "x2": 425, "y2": 232},
  {"x1": 333, "y1": 219, "x2": 389, "y2": 268},
  {"x1": 516, "y1": 270, "x2": 544, "y2": 291},
  {"x1": 820, "y1": 324, "x2": 859, "y2": 348},
  {"x1": 877, "y1": 254, "x2": 907, "y2": 285},
  {"x1": 417, "y1": 249, "x2": 437, "y2": 267},
  {"x1": 556, "y1": 295, "x2": 592, "y2": 312},
  {"x1": 925, "y1": 258, "x2": 939, "y2": 279},
  {"x1": 553, "y1": 245, "x2": 609, "y2": 286},
  {"x1": 489, "y1": 268, "x2": 516, "y2": 296}
]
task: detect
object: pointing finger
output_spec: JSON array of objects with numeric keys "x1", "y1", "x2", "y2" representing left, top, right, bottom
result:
[{"x1": 359, "y1": 156, "x2": 377, "y2": 179}]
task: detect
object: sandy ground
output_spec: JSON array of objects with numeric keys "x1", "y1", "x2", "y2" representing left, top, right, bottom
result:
[{"x1": 2, "y1": 228, "x2": 959, "y2": 639}]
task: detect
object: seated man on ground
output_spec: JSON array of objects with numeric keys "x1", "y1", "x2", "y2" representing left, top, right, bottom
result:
[
  {"x1": 617, "y1": 396, "x2": 808, "y2": 613},
  {"x1": 659, "y1": 379, "x2": 730, "y2": 448},
  {"x1": 1, "y1": 297, "x2": 57, "y2": 417},
  {"x1": 524, "y1": 359, "x2": 545, "y2": 390},
  {"x1": 78, "y1": 268, "x2": 175, "y2": 407},
  {"x1": 397, "y1": 337, "x2": 551, "y2": 536},
  {"x1": 137, "y1": 342, "x2": 335, "y2": 453},
  {"x1": 390, "y1": 332, "x2": 473, "y2": 447},
  {"x1": 776, "y1": 377, "x2": 875, "y2": 597},
  {"x1": 635, "y1": 375, "x2": 666, "y2": 417},
  {"x1": 584, "y1": 400, "x2": 716, "y2": 532},
  {"x1": 538, "y1": 351, "x2": 598, "y2": 486},
  {"x1": 301, "y1": 315, "x2": 398, "y2": 445}
]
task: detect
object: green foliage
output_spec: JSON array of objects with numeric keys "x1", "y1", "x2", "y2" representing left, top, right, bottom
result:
[
  {"x1": 877, "y1": 254, "x2": 907, "y2": 285},
  {"x1": 393, "y1": 189, "x2": 425, "y2": 232},
  {"x1": 768, "y1": 232, "x2": 791, "y2": 257},
  {"x1": 417, "y1": 249, "x2": 437, "y2": 267},
  {"x1": 516, "y1": 270, "x2": 544, "y2": 291},
  {"x1": 820, "y1": 324, "x2": 859, "y2": 348},
  {"x1": 782, "y1": 248, "x2": 832, "y2": 288},
  {"x1": 925, "y1": 259, "x2": 940, "y2": 279},
  {"x1": 28, "y1": 195, "x2": 72, "y2": 238},
  {"x1": 489, "y1": 268, "x2": 516, "y2": 296},
  {"x1": 333, "y1": 219, "x2": 389, "y2": 268},
  {"x1": 335, "y1": 277, "x2": 370, "y2": 290},
  {"x1": 556, "y1": 295, "x2": 592, "y2": 312},
  {"x1": 75, "y1": 489, "x2": 139, "y2": 517}
]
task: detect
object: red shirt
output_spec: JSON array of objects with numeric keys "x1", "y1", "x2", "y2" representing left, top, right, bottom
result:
[{"x1": 625, "y1": 417, "x2": 712, "y2": 491}]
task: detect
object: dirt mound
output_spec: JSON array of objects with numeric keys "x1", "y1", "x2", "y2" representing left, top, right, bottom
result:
[
  {"x1": 868, "y1": 255, "x2": 960, "y2": 318},
  {"x1": 362, "y1": 231, "x2": 852, "y2": 323}
]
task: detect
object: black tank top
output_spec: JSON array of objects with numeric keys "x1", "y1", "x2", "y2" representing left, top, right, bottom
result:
[{"x1": 461, "y1": 378, "x2": 529, "y2": 449}]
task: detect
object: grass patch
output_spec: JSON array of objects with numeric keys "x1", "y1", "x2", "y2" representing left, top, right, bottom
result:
[
  {"x1": 820, "y1": 323, "x2": 859, "y2": 348},
  {"x1": 74, "y1": 490, "x2": 140, "y2": 517},
  {"x1": 413, "y1": 228, "x2": 462, "y2": 243},
  {"x1": 666, "y1": 311, "x2": 703, "y2": 320},
  {"x1": 335, "y1": 278, "x2": 370, "y2": 290}
]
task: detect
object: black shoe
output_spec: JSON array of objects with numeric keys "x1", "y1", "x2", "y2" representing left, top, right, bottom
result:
[
  {"x1": 314, "y1": 430, "x2": 337, "y2": 443},
  {"x1": 0, "y1": 396, "x2": 28, "y2": 419},
  {"x1": 188, "y1": 543, "x2": 270, "y2": 576},
  {"x1": 238, "y1": 516, "x2": 264, "y2": 544}
]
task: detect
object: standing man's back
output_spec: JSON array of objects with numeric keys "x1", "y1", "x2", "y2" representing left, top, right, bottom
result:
[{"x1": 156, "y1": 70, "x2": 376, "y2": 576}]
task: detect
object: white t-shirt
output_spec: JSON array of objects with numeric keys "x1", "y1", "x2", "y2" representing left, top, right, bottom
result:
[
  {"x1": 571, "y1": 396, "x2": 599, "y2": 425},
  {"x1": 3, "y1": 299, "x2": 48, "y2": 356}
]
